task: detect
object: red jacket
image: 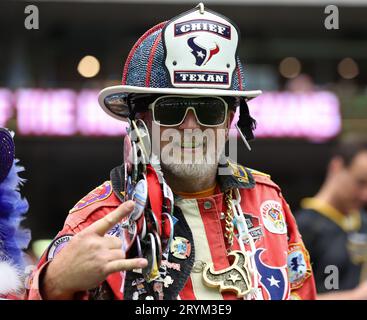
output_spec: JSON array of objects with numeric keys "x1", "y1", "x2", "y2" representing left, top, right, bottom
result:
[{"x1": 27, "y1": 163, "x2": 316, "y2": 300}]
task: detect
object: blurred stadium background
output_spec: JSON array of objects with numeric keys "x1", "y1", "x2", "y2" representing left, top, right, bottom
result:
[{"x1": 0, "y1": 0, "x2": 366, "y2": 244}]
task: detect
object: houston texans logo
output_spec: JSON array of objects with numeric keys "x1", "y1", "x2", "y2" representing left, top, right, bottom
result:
[
  {"x1": 203, "y1": 251, "x2": 251, "y2": 298},
  {"x1": 254, "y1": 248, "x2": 288, "y2": 300},
  {"x1": 187, "y1": 37, "x2": 220, "y2": 66}
]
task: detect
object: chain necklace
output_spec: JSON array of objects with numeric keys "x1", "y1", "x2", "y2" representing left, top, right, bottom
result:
[{"x1": 224, "y1": 189, "x2": 235, "y2": 249}]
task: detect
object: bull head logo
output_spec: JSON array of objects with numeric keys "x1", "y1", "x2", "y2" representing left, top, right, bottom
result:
[
  {"x1": 203, "y1": 251, "x2": 252, "y2": 298},
  {"x1": 187, "y1": 36, "x2": 220, "y2": 66}
]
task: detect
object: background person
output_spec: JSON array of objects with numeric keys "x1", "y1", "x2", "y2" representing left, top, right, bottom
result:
[{"x1": 296, "y1": 136, "x2": 367, "y2": 299}]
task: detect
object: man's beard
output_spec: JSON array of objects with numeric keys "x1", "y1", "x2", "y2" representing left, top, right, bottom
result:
[
  {"x1": 156, "y1": 141, "x2": 226, "y2": 179},
  {"x1": 149, "y1": 124, "x2": 228, "y2": 180},
  {"x1": 161, "y1": 159, "x2": 219, "y2": 180}
]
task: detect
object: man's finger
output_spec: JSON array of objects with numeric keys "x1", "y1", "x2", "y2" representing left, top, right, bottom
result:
[
  {"x1": 105, "y1": 258, "x2": 148, "y2": 274},
  {"x1": 84, "y1": 201, "x2": 135, "y2": 236},
  {"x1": 107, "y1": 249, "x2": 126, "y2": 261},
  {"x1": 103, "y1": 236, "x2": 123, "y2": 249}
]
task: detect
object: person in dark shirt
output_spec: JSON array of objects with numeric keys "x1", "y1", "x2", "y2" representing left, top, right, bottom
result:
[{"x1": 296, "y1": 137, "x2": 367, "y2": 299}]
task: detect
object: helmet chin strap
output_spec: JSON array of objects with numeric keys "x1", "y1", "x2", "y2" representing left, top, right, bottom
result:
[{"x1": 236, "y1": 98, "x2": 256, "y2": 151}]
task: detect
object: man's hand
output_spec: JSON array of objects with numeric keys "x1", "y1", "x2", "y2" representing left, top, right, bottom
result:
[{"x1": 41, "y1": 200, "x2": 148, "y2": 300}]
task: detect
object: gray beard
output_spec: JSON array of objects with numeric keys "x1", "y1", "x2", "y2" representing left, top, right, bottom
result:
[
  {"x1": 150, "y1": 152, "x2": 219, "y2": 180},
  {"x1": 161, "y1": 161, "x2": 218, "y2": 180}
]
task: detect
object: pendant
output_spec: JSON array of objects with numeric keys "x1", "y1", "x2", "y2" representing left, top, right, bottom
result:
[{"x1": 202, "y1": 250, "x2": 252, "y2": 298}]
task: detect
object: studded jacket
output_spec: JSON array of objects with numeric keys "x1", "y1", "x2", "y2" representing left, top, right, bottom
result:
[{"x1": 26, "y1": 162, "x2": 316, "y2": 300}]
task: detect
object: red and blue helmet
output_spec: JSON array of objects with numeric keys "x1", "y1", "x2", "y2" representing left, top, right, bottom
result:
[{"x1": 98, "y1": 3, "x2": 261, "y2": 125}]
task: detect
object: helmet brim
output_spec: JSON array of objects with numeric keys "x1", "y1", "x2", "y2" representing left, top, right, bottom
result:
[{"x1": 98, "y1": 85, "x2": 262, "y2": 122}]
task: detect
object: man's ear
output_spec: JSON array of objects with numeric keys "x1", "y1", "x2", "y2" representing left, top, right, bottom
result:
[{"x1": 329, "y1": 156, "x2": 345, "y2": 174}]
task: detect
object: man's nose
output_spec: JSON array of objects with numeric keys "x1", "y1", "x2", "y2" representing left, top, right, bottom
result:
[{"x1": 178, "y1": 109, "x2": 200, "y2": 129}]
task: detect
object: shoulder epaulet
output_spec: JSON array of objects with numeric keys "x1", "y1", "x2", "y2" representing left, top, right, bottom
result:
[
  {"x1": 246, "y1": 167, "x2": 280, "y2": 191},
  {"x1": 218, "y1": 161, "x2": 255, "y2": 190},
  {"x1": 227, "y1": 161, "x2": 250, "y2": 182},
  {"x1": 69, "y1": 181, "x2": 121, "y2": 214}
]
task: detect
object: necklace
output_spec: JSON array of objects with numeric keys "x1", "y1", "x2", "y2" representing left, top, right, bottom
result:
[{"x1": 202, "y1": 188, "x2": 256, "y2": 299}]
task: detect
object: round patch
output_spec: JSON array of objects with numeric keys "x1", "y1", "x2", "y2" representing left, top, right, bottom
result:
[
  {"x1": 170, "y1": 236, "x2": 191, "y2": 260},
  {"x1": 260, "y1": 200, "x2": 287, "y2": 234},
  {"x1": 47, "y1": 235, "x2": 73, "y2": 260}
]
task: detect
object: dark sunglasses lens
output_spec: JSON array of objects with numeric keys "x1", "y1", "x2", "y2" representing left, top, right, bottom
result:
[
  {"x1": 153, "y1": 97, "x2": 188, "y2": 125},
  {"x1": 154, "y1": 97, "x2": 226, "y2": 126},
  {"x1": 192, "y1": 97, "x2": 226, "y2": 126}
]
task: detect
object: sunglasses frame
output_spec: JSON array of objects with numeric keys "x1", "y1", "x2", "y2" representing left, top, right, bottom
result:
[{"x1": 148, "y1": 95, "x2": 229, "y2": 128}]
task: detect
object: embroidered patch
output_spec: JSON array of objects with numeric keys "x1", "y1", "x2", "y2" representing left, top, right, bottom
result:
[
  {"x1": 254, "y1": 248, "x2": 288, "y2": 300},
  {"x1": 70, "y1": 181, "x2": 112, "y2": 213},
  {"x1": 228, "y1": 161, "x2": 249, "y2": 182},
  {"x1": 170, "y1": 236, "x2": 191, "y2": 260},
  {"x1": 47, "y1": 235, "x2": 73, "y2": 260},
  {"x1": 287, "y1": 243, "x2": 312, "y2": 290},
  {"x1": 161, "y1": 260, "x2": 181, "y2": 271},
  {"x1": 260, "y1": 200, "x2": 287, "y2": 234},
  {"x1": 244, "y1": 213, "x2": 264, "y2": 243}
]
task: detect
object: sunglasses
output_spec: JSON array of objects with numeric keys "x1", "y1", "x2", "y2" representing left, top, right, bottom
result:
[{"x1": 148, "y1": 95, "x2": 229, "y2": 127}]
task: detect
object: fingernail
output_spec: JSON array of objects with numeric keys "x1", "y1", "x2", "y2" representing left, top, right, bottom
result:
[{"x1": 139, "y1": 259, "x2": 148, "y2": 267}]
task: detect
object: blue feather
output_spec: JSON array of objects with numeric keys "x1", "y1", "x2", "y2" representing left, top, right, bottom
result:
[{"x1": 0, "y1": 159, "x2": 31, "y2": 269}]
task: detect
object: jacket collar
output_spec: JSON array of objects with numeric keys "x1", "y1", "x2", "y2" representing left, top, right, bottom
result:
[{"x1": 110, "y1": 159, "x2": 256, "y2": 201}]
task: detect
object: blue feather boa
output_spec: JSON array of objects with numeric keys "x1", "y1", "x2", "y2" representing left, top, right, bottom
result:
[{"x1": 0, "y1": 160, "x2": 31, "y2": 269}]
